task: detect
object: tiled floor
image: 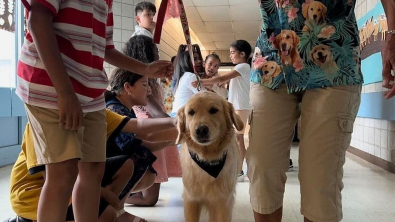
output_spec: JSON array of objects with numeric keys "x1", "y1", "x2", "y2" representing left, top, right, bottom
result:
[{"x1": 1, "y1": 146, "x2": 395, "y2": 222}]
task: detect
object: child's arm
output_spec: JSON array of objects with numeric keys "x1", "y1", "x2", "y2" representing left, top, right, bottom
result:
[
  {"x1": 28, "y1": 1, "x2": 82, "y2": 130},
  {"x1": 105, "y1": 49, "x2": 173, "y2": 79},
  {"x1": 191, "y1": 70, "x2": 241, "y2": 88},
  {"x1": 141, "y1": 140, "x2": 175, "y2": 152},
  {"x1": 145, "y1": 95, "x2": 169, "y2": 118},
  {"x1": 121, "y1": 117, "x2": 177, "y2": 135},
  {"x1": 137, "y1": 128, "x2": 178, "y2": 143}
]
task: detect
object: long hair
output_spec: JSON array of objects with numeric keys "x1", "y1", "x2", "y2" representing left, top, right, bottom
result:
[
  {"x1": 230, "y1": 40, "x2": 252, "y2": 65},
  {"x1": 123, "y1": 35, "x2": 156, "y2": 63},
  {"x1": 172, "y1": 44, "x2": 202, "y2": 93}
]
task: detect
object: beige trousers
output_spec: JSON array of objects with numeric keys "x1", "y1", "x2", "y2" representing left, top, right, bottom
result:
[{"x1": 246, "y1": 83, "x2": 361, "y2": 222}]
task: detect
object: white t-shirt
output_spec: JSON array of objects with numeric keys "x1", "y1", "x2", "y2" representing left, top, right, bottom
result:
[
  {"x1": 172, "y1": 72, "x2": 206, "y2": 113},
  {"x1": 131, "y1": 26, "x2": 154, "y2": 38},
  {"x1": 228, "y1": 63, "x2": 251, "y2": 110}
]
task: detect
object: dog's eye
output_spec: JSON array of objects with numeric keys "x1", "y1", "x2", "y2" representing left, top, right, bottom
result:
[
  {"x1": 209, "y1": 107, "x2": 218, "y2": 114},
  {"x1": 188, "y1": 109, "x2": 195, "y2": 116}
]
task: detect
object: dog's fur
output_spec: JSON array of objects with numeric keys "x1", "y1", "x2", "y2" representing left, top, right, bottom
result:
[
  {"x1": 302, "y1": 0, "x2": 327, "y2": 31},
  {"x1": 176, "y1": 91, "x2": 244, "y2": 222},
  {"x1": 261, "y1": 61, "x2": 281, "y2": 84},
  {"x1": 310, "y1": 44, "x2": 339, "y2": 75},
  {"x1": 273, "y1": 30, "x2": 301, "y2": 67}
]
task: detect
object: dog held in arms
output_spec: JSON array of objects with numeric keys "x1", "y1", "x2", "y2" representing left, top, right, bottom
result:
[{"x1": 176, "y1": 91, "x2": 244, "y2": 222}]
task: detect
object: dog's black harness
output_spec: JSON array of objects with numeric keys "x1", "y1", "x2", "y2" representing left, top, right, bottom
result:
[{"x1": 189, "y1": 151, "x2": 227, "y2": 178}]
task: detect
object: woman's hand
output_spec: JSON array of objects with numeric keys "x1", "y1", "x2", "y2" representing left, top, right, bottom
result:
[
  {"x1": 191, "y1": 81, "x2": 198, "y2": 88},
  {"x1": 146, "y1": 61, "x2": 174, "y2": 79}
]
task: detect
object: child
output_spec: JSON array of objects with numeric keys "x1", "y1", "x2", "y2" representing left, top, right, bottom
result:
[
  {"x1": 7, "y1": 110, "x2": 177, "y2": 222},
  {"x1": 132, "y1": 1, "x2": 156, "y2": 38},
  {"x1": 121, "y1": 35, "x2": 182, "y2": 207},
  {"x1": 202, "y1": 53, "x2": 228, "y2": 99},
  {"x1": 17, "y1": 0, "x2": 172, "y2": 221},
  {"x1": 171, "y1": 44, "x2": 204, "y2": 114},
  {"x1": 191, "y1": 40, "x2": 251, "y2": 181}
]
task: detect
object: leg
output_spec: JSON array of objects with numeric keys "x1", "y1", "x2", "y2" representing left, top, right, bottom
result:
[
  {"x1": 208, "y1": 199, "x2": 234, "y2": 222},
  {"x1": 37, "y1": 159, "x2": 79, "y2": 222},
  {"x1": 246, "y1": 84, "x2": 300, "y2": 222},
  {"x1": 98, "y1": 206, "x2": 117, "y2": 222},
  {"x1": 253, "y1": 208, "x2": 283, "y2": 222},
  {"x1": 236, "y1": 133, "x2": 246, "y2": 173},
  {"x1": 184, "y1": 200, "x2": 202, "y2": 222},
  {"x1": 72, "y1": 162, "x2": 105, "y2": 222},
  {"x1": 234, "y1": 110, "x2": 249, "y2": 174},
  {"x1": 131, "y1": 171, "x2": 156, "y2": 193},
  {"x1": 126, "y1": 182, "x2": 160, "y2": 206},
  {"x1": 299, "y1": 85, "x2": 361, "y2": 222},
  {"x1": 72, "y1": 110, "x2": 107, "y2": 222}
]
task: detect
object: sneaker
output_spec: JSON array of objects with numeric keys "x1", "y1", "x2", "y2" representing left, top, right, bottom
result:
[
  {"x1": 237, "y1": 171, "x2": 245, "y2": 182},
  {"x1": 289, "y1": 159, "x2": 294, "y2": 171}
]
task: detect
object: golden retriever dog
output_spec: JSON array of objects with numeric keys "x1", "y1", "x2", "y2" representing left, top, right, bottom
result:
[
  {"x1": 176, "y1": 91, "x2": 244, "y2": 222},
  {"x1": 302, "y1": 0, "x2": 327, "y2": 31},
  {"x1": 260, "y1": 61, "x2": 281, "y2": 84},
  {"x1": 379, "y1": 14, "x2": 388, "y2": 41},
  {"x1": 310, "y1": 44, "x2": 339, "y2": 75},
  {"x1": 273, "y1": 30, "x2": 301, "y2": 67}
]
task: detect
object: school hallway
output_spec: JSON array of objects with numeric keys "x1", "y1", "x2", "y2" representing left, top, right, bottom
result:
[{"x1": 1, "y1": 145, "x2": 395, "y2": 222}]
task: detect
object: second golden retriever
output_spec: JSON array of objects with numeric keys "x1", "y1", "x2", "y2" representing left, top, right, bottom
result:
[
  {"x1": 273, "y1": 30, "x2": 301, "y2": 67},
  {"x1": 176, "y1": 91, "x2": 244, "y2": 222},
  {"x1": 302, "y1": 0, "x2": 328, "y2": 31},
  {"x1": 310, "y1": 44, "x2": 339, "y2": 75}
]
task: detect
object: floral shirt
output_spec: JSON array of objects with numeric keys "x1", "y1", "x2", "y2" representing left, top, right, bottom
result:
[{"x1": 251, "y1": 0, "x2": 363, "y2": 93}]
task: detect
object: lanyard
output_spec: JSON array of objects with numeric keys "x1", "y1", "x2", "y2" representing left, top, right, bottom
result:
[{"x1": 154, "y1": 0, "x2": 202, "y2": 91}]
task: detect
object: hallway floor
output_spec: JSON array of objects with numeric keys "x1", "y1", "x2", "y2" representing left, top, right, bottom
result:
[{"x1": 1, "y1": 146, "x2": 395, "y2": 222}]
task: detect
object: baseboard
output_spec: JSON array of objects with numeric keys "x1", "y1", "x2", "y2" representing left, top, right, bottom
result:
[{"x1": 348, "y1": 146, "x2": 395, "y2": 174}]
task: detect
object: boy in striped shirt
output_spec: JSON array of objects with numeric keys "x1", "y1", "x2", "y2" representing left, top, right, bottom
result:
[{"x1": 17, "y1": 0, "x2": 173, "y2": 221}]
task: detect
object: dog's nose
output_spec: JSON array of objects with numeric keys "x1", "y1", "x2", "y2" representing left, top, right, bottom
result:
[
  {"x1": 281, "y1": 43, "x2": 287, "y2": 50},
  {"x1": 318, "y1": 51, "x2": 323, "y2": 57},
  {"x1": 264, "y1": 71, "x2": 269, "y2": 74},
  {"x1": 196, "y1": 126, "x2": 209, "y2": 137},
  {"x1": 313, "y1": 14, "x2": 318, "y2": 19}
]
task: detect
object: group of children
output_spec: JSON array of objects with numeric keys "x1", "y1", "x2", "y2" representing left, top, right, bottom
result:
[{"x1": 6, "y1": 0, "x2": 254, "y2": 221}]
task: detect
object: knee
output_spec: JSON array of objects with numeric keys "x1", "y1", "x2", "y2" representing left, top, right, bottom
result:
[
  {"x1": 45, "y1": 159, "x2": 79, "y2": 188},
  {"x1": 118, "y1": 159, "x2": 134, "y2": 179},
  {"x1": 139, "y1": 172, "x2": 156, "y2": 191},
  {"x1": 79, "y1": 162, "x2": 106, "y2": 182}
]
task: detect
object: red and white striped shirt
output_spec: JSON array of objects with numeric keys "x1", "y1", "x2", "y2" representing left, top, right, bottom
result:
[{"x1": 17, "y1": 0, "x2": 114, "y2": 112}]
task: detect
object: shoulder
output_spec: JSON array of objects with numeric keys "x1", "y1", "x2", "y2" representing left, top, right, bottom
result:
[{"x1": 234, "y1": 63, "x2": 250, "y2": 73}]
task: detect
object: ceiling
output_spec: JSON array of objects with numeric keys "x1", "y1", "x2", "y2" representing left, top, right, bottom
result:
[{"x1": 182, "y1": 0, "x2": 261, "y2": 51}]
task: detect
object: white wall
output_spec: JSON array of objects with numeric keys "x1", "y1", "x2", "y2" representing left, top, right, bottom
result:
[{"x1": 351, "y1": 0, "x2": 395, "y2": 163}]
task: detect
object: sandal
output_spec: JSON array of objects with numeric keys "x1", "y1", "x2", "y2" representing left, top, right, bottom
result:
[{"x1": 116, "y1": 209, "x2": 147, "y2": 222}]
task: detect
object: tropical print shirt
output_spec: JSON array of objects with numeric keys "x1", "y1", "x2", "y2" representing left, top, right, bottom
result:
[{"x1": 251, "y1": 0, "x2": 364, "y2": 93}]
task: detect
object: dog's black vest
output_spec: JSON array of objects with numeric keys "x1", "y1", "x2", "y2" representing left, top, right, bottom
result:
[{"x1": 189, "y1": 151, "x2": 227, "y2": 178}]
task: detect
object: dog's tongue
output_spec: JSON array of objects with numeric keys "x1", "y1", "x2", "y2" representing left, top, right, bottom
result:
[{"x1": 281, "y1": 50, "x2": 289, "y2": 56}]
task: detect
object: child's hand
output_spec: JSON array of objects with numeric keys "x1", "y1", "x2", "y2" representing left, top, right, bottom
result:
[
  {"x1": 147, "y1": 61, "x2": 173, "y2": 79},
  {"x1": 101, "y1": 188, "x2": 122, "y2": 211},
  {"x1": 191, "y1": 81, "x2": 198, "y2": 88},
  {"x1": 57, "y1": 93, "x2": 83, "y2": 130}
]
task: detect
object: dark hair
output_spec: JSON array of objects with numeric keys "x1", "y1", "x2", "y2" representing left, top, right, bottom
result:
[
  {"x1": 171, "y1": 56, "x2": 176, "y2": 63},
  {"x1": 123, "y1": 35, "x2": 156, "y2": 63},
  {"x1": 104, "y1": 69, "x2": 144, "y2": 101},
  {"x1": 135, "y1": 1, "x2": 156, "y2": 16},
  {"x1": 172, "y1": 51, "x2": 194, "y2": 93},
  {"x1": 205, "y1": 53, "x2": 221, "y2": 63},
  {"x1": 230, "y1": 40, "x2": 252, "y2": 65}
]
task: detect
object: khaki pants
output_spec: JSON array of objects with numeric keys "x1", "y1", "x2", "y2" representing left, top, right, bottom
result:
[
  {"x1": 246, "y1": 83, "x2": 361, "y2": 222},
  {"x1": 25, "y1": 104, "x2": 107, "y2": 164}
]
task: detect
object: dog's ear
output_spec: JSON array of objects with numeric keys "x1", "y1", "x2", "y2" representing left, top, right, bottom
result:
[
  {"x1": 292, "y1": 31, "x2": 300, "y2": 46},
  {"x1": 273, "y1": 34, "x2": 281, "y2": 49},
  {"x1": 321, "y1": 5, "x2": 327, "y2": 22},
  {"x1": 302, "y1": 3, "x2": 310, "y2": 19},
  {"x1": 226, "y1": 101, "x2": 244, "y2": 131},
  {"x1": 175, "y1": 106, "x2": 186, "y2": 144}
]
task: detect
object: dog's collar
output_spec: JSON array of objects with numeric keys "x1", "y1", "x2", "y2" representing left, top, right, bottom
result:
[{"x1": 189, "y1": 151, "x2": 227, "y2": 178}]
